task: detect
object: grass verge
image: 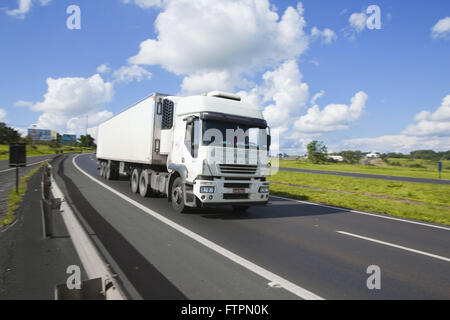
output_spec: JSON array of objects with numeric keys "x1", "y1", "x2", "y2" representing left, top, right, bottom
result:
[
  {"x1": 0, "y1": 162, "x2": 47, "y2": 226},
  {"x1": 0, "y1": 145, "x2": 95, "y2": 161},
  {"x1": 269, "y1": 171, "x2": 450, "y2": 226},
  {"x1": 277, "y1": 159, "x2": 450, "y2": 180}
]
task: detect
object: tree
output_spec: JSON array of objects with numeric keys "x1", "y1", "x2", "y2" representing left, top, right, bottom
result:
[
  {"x1": 307, "y1": 140, "x2": 328, "y2": 164},
  {"x1": 339, "y1": 150, "x2": 363, "y2": 164},
  {"x1": 78, "y1": 134, "x2": 95, "y2": 148},
  {"x1": 0, "y1": 122, "x2": 21, "y2": 144}
]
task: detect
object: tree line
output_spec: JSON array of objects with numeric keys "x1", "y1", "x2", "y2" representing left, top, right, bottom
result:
[{"x1": 0, "y1": 122, "x2": 95, "y2": 148}]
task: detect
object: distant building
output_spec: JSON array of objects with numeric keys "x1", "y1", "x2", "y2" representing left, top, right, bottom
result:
[
  {"x1": 28, "y1": 128, "x2": 57, "y2": 141},
  {"x1": 62, "y1": 134, "x2": 77, "y2": 145},
  {"x1": 328, "y1": 155, "x2": 344, "y2": 162},
  {"x1": 366, "y1": 152, "x2": 380, "y2": 158}
]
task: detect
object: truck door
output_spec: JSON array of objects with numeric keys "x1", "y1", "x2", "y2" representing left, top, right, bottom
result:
[{"x1": 183, "y1": 117, "x2": 200, "y2": 181}]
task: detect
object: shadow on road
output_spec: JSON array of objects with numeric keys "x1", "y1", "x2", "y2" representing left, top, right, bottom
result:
[{"x1": 193, "y1": 197, "x2": 345, "y2": 220}]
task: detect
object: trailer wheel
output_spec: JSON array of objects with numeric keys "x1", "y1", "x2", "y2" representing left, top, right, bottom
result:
[
  {"x1": 171, "y1": 177, "x2": 185, "y2": 213},
  {"x1": 131, "y1": 168, "x2": 141, "y2": 193},
  {"x1": 232, "y1": 205, "x2": 249, "y2": 213},
  {"x1": 139, "y1": 170, "x2": 152, "y2": 197}
]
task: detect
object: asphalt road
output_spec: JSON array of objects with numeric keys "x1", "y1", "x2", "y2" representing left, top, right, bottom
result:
[
  {"x1": 57, "y1": 153, "x2": 450, "y2": 299},
  {"x1": 279, "y1": 167, "x2": 450, "y2": 185}
]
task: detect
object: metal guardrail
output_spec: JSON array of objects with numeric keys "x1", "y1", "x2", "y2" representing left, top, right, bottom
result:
[
  {"x1": 40, "y1": 163, "x2": 62, "y2": 239},
  {"x1": 42, "y1": 159, "x2": 123, "y2": 300}
]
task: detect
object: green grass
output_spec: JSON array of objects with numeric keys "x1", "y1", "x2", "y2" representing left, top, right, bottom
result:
[
  {"x1": 0, "y1": 162, "x2": 47, "y2": 226},
  {"x1": 277, "y1": 159, "x2": 450, "y2": 180},
  {"x1": 0, "y1": 144, "x2": 95, "y2": 161},
  {"x1": 269, "y1": 170, "x2": 450, "y2": 226}
]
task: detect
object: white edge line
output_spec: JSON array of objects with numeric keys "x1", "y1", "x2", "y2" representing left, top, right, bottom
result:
[
  {"x1": 337, "y1": 231, "x2": 450, "y2": 263},
  {"x1": 72, "y1": 154, "x2": 324, "y2": 300},
  {"x1": 270, "y1": 195, "x2": 450, "y2": 231},
  {"x1": 51, "y1": 168, "x2": 125, "y2": 300}
]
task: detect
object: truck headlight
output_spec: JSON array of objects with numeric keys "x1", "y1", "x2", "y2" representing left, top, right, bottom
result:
[
  {"x1": 259, "y1": 186, "x2": 269, "y2": 193},
  {"x1": 200, "y1": 186, "x2": 215, "y2": 193}
]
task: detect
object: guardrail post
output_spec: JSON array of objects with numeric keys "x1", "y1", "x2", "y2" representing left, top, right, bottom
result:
[{"x1": 40, "y1": 163, "x2": 61, "y2": 238}]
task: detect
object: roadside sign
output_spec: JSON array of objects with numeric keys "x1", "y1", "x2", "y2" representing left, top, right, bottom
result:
[
  {"x1": 9, "y1": 143, "x2": 26, "y2": 167},
  {"x1": 9, "y1": 143, "x2": 27, "y2": 194}
]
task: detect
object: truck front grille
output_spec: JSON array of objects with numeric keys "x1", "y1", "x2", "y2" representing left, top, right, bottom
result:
[
  {"x1": 218, "y1": 164, "x2": 257, "y2": 175},
  {"x1": 223, "y1": 193, "x2": 249, "y2": 200},
  {"x1": 224, "y1": 183, "x2": 250, "y2": 188}
]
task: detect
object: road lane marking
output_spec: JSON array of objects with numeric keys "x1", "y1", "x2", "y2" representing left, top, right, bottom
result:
[
  {"x1": 0, "y1": 159, "x2": 50, "y2": 173},
  {"x1": 337, "y1": 231, "x2": 450, "y2": 262},
  {"x1": 271, "y1": 195, "x2": 450, "y2": 231},
  {"x1": 72, "y1": 154, "x2": 323, "y2": 300}
]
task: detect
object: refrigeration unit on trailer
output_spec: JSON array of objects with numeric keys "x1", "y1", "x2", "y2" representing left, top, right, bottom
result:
[{"x1": 96, "y1": 91, "x2": 271, "y2": 213}]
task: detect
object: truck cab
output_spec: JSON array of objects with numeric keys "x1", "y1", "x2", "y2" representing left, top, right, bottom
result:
[{"x1": 160, "y1": 91, "x2": 271, "y2": 212}]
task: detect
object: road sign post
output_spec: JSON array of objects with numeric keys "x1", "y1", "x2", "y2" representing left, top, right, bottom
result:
[
  {"x1": 9, "y1": 143, "x2": 27, "y2": 193},
  {"x1": 438, "y1": 161, "x2": 442, "y2": 180}
]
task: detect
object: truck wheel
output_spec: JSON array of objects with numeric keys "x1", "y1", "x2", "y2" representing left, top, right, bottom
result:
[
  {"x1": 106, "y1": 162, "x2": 111, "y2": 180},
  {"x1": 232, "y1": 205, "x2": 249, "y2": 213},
  {"x1": 131, "y1": 168, "x2": 141, "y2": 193},
  {"x1": 99, "y1": 162, "x2": 104, "y2": 178},
  {"x1": 171, "y1": 177, "x2": 185, "y2": 213},
  {"x1": 139, "y1": 170, "x2": 152, "y2": 197}
]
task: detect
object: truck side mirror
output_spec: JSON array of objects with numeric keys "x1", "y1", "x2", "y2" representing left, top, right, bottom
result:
[{"x1": 267, "y1": 135, "x2": 271, "y2": 149}]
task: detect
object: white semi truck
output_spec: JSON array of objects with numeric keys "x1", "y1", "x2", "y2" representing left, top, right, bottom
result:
[{"x1": 96, "y1": 91, "x2": 271, "y2": 213}]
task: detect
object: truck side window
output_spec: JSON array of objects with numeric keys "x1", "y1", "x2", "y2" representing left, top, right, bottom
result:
[
  {"x1": 184, "y1": 122, "x2": 192, "y2": 153},
  {"x1": 184, "y1": 119, "x2": 199, "y2": 158}
]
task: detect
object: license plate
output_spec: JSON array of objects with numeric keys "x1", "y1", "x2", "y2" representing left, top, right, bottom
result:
[{"x1": 232, "y1": 188, "x2": 246, "y2": 194}]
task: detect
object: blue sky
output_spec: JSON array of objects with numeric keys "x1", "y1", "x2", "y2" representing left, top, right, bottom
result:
[{"x1": 0, "y1": 0, "x2": 449, "y2": 154}]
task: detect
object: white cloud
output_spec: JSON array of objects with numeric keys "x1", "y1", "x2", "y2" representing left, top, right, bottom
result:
[
  {"x1": 97, "y1": 64, "x2": 111, "y2": 74},
  {"x1": 181, "y1": 70, "x2": 235, "y2": 95},
  {"x1": 129, "y1": 0, "x2": 308, "y2": 91},
  {"x1": 0, "y1": 109, "x2": 6, "y2": 121},
  {"x1": 6, "y1": 0, "x2": 53, "y2": 19},
  {"x1": 14, "y1": 100, "x2": 33, "y2": 108},
  {"x1": 349, "y1": 12, "x2": 366, "y2": 32},
  {"x1": 66, "y1": 110, "x2": 114, "y2": 136},
  {"x1": 31, "y1": 74, "x2": 114, "y2": 116},
  {"x1": 112, "y1": 65, "x2": 152, "y2": 84},
  {"x1": 293, "y1": 91, "x2": 368, "y2": 135},
  {"x1": 20, "y1": 73, "x2": 114, "y2": 136},
  {"x1": 311, "y1": 26, "x2": 337, "y2": 44},
  {"x1": 342, "y1": 135, "x2": 450, "y2": 153},
  {"x1": 403, "y1": 95, "x2": 450, "y2": 136},
  {"x1": 121, "y1": 0, "x2": 162, "y2": 9},
  {"x1": 431, "y1": 17, "x2": 450, "y2": 39},
  {"x1": 238, "y1": 60, "x2": 309, "y2": 135},
  {"x1": 342, "y1": 94, "x2": 450, "y2": 153}
]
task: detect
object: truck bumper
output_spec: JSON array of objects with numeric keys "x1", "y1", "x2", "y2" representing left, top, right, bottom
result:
[{"x1": 193, "y1": 178, "x2": 270, "y2": 205}]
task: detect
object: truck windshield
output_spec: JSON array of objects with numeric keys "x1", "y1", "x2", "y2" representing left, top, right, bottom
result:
[{"x1": 202, "y1": 120, "x2": 268, "y2": 150}]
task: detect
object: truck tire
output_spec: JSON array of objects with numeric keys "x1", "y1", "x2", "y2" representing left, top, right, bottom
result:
[
  {"x1": 106, "y1": 162, "x2": 112, "y2": 180},
  {"x1": 106, "y1": 161, "x2": 119, "y2": 180},
  {"x1": 99, "y1": 162, "x2": 105, "y2": 178},
  {"x1": 131, "y1": 168, "x2": 141, "y2": 193},
  {"x1": 171, "y1": 177, "x2": 185, "y2": 213},
  {"x1": 232, "y1": 205, "x2": 249, "y2": 213},
  {"x1": 139, "y1": 170, "x2": 152, "y2": 197}
]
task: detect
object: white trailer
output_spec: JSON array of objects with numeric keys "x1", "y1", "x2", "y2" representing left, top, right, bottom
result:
[{"x1": 96, "y1": 91, "x2": 271, "y2": 213}]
